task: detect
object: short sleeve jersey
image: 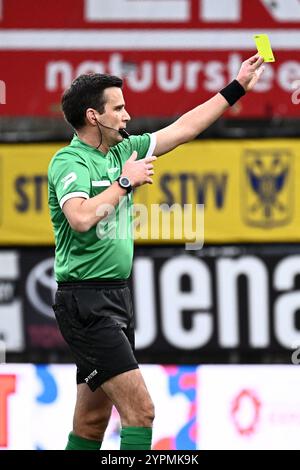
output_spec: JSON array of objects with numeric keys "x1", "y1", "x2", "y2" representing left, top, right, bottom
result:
[{"x1": 48, "y1": 133, "x2": 156, "y2": 281}]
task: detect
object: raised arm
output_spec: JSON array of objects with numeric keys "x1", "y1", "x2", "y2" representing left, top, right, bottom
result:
[{"x1": 153, "y1": 54, "x2": 264, "y2": 156}]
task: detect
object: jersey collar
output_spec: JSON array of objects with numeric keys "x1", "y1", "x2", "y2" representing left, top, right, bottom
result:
[{"x1": 70, "y1": 134, "x2": 107, "y2": 156}]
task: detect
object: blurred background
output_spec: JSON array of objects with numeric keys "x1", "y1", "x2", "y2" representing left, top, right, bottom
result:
[{"x1": 1, "y1": 0, "x2": 300, "y2": 450}]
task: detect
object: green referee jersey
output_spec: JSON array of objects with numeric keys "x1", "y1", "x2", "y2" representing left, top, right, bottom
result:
[{"x1": 48, "y1": 133, "x2": 156, "y2": 281}]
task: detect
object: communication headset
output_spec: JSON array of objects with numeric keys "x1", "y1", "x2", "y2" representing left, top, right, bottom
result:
[{"x1": 92, "y1": 112, "x2": 130, "y2": 150}]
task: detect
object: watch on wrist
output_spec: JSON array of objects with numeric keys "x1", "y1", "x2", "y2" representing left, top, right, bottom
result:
[{"x1": 117, "y1": 176, "x2": 132, "y2": 193}]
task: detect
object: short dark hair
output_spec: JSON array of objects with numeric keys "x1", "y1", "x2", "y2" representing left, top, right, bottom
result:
[{"x1": 61, "y1": 73, "x2": 123, "y2": 130}]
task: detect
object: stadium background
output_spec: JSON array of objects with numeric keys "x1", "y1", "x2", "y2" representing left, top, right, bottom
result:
[{"x1": 1, "y1": 0, "x2": 300, "y2": 450}]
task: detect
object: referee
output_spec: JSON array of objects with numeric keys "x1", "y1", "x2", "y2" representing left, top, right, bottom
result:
[{"x1": 48, "y1": 54, "x2": 264, "y2": 450}]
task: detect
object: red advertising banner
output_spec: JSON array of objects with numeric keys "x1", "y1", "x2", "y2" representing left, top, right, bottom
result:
[
  {"x1": 1, "y1": 0, "x2": 300, "y2": 29},
  {"x1": 0, "y1": 0, "x2": 299, "y2": 118}
]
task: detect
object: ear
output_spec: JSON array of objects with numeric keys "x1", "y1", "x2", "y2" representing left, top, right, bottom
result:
[{"x1": 86, "y1": 108, "x2": 97, "y2": 126}]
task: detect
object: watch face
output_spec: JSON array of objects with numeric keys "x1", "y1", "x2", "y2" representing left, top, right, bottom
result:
[{"x1": 120, "y1": 176, "x2": 130, "y2": 188}]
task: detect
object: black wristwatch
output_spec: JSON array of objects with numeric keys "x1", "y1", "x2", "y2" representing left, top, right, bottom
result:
[{"x1": 116, "y1": 176, "x2": 132, "y2": 193}]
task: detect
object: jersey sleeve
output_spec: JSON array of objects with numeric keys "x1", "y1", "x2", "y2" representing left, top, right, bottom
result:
[
  {"x1": 127, "y1": 133, "x2": 157, "y2": 161},
  {"x1": 49, "y1": 152, "x2": 91, "y2": 208}
]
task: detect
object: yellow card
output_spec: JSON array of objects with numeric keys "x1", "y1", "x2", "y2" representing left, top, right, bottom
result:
[{"x1": 254, "y1": 34, "x2": 275, "y2": 62}]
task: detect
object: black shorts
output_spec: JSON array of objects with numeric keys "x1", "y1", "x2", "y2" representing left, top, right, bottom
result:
[{"x1": 52, "y1": 280, "x2": 139, "y2": 391}]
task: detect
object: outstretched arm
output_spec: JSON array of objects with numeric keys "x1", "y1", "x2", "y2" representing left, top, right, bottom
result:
[{"x1": 153, "y1": 54, "x2": 264, "y2": 157}]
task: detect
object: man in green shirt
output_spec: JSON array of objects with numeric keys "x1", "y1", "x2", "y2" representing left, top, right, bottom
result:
[{"x1": 48, "y1": 55, "x2": 264, "y2": 450}]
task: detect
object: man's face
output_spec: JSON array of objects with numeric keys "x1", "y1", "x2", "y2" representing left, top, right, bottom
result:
[{"x1": 97, "y1": 87, "x2": 130, "y2": 145}]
